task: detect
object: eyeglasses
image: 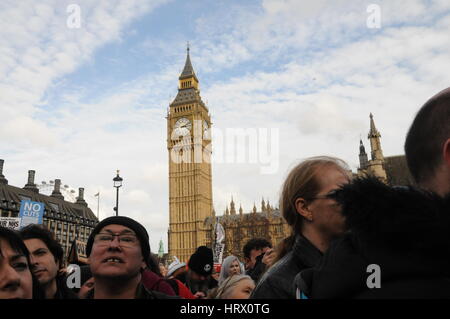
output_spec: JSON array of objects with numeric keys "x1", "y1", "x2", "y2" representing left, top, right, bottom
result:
[
  {"x1": 94, "y1": 232, "x2": 138, "y2": 248},
  {"x1": 307, "y1": 189, "x2": 338, "y2": 201}
]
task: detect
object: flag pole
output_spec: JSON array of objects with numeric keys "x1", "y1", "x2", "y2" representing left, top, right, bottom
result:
[{"x1": 96, "y1": 192, "x2": 100, "y2": 220}]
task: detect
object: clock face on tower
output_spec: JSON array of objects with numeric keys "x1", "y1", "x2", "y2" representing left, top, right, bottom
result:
[{"x1": 173, "y1": 117, "x2": 192, "y2": 138}]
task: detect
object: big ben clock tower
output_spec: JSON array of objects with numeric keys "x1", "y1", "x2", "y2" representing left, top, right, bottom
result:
[{"x1": 167, "y1": 45, "x2": 214, "y2": 262}]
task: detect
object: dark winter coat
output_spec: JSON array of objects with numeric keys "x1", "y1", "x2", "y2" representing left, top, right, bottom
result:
[
  {"x1": 251, "y1": 235, "x2": 322, "y2": 299},
  {"x1": 296, "y1": 177, "x2": 450, "y2": 299},
  {"x1": 55, "y1": 274, "x2": 79, "y2": 299}
]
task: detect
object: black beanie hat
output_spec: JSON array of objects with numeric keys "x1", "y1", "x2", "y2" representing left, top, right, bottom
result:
[
  {"x1": 188, "y1": 246, "x2": 213, "y2": 276},
  {"x1": 86, "y1": 216, "x2": 151, "y2": 267}
]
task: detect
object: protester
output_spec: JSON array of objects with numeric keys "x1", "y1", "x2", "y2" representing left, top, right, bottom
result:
[
  {"x1": 185, "y1": 246, "x2": 217, "y2": 298},
  {"x1": 251, "y1": 156, "x2": 351, "y2": 299},
  {"x1": 86, "y1": 216, "x2": 177, "y2": 299},
  {"x1": 209, "y1": 274, "x2": 255, "y2": 299},
  {"x1": 164, "y1": 256, "x2": 195, "y2": 299},
  {"x1": 0, "y1": 226, "x2": 44, "y2": 299},
  {"x1": 166, "y1": 256, "x2": 186, "y2": 280},
  {"x1": 404, "y1": 87, "x2": 450, "y2": 197},
  {"x1": 159, "y1": 263, "x2": 168, "y2": 277},
  {"x1": 295, "y1": 89, "x2": 450, "y2": 298},
  {"x1": 20, "y1": 224, "x2": 77, "y2": 299},
  {"x1": 242, "y1": 238, "x2": 273, "y2": 284},
  {"x1": 77, "y1": 265, "x2": 94, "y2": 299},
  {"x1": 218, "y1": 255, "x2": 245, "y2": 285}
]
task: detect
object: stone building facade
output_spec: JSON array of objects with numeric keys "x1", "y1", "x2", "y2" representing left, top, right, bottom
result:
[{"x1": 0, "y1": 159, "x2": 98, "y2": 263}]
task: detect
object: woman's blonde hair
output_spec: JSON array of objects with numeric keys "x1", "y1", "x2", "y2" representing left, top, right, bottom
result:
[
  {"x1": 270, "y1": 156, "x2": 351, "y2": 265},
  {"x1": 280, "y1": 155, "x2": 350, "y2": 234},
  {"x1": 209, "y1": 274, "x2": 254, "y2": 299}
]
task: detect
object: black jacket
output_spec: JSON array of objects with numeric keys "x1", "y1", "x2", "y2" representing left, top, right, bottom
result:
[
  {"x1": 296, "y1": 177, "x2": 450, "y2": 299},
  {"x1": 55, "y1": 275, "x2": 79, "y2": 299},
  {"x1": 251, "y1": 235, "x2": 322, "y2": 299}
]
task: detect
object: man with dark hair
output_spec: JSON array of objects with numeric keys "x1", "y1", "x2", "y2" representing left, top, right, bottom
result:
[
  {"x1": 20, "y1": 224, "x2": 77, "y2": 299},
  {"x1": 405, "y1": 87, "x2": 450, "y2": 197},
  {"x1": 242, "y1": 238, "x2": 273, "y2": 283}
]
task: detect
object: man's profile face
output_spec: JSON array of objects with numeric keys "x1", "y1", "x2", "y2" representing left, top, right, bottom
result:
[
  {"x1": 88, "y1": 224, "x2": 145, "y2": 280},
  {"x1": 248, "y1": 246, "x2": 270, "y2": 269},
  {"x1": 24, "y1": 238, "x2": 59, "y2": 286}
]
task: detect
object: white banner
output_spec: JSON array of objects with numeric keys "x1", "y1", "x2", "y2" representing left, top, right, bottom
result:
[{"x1": 0, "y1": 217, "x2": 21, "y2": 230}]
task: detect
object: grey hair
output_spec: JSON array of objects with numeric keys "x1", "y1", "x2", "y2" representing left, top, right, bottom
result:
[{"x1": 218, "y1": 255, "x2": 245, "y2": 285}]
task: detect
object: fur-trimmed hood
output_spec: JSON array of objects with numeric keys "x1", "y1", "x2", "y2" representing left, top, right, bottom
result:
[
  {"x1": 298, "y1": 177, "x2": 450, "y2": 299},
  {"x1": 331, "y1": 177, "x2": 450, "y2": 256}
]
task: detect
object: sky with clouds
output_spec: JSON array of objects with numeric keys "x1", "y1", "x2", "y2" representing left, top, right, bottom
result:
[{"x1": 1, "y1": 0, "x2": 450, "y2": 252}]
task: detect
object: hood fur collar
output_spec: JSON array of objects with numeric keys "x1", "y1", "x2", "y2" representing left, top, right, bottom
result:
[{"x1": 330, "y1": 177, "x2": 450, "y2": 255}]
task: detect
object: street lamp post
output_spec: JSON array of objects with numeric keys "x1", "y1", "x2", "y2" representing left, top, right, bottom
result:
[{"x1": 113, "y1": 170, "x2": 123, "y2": 216}]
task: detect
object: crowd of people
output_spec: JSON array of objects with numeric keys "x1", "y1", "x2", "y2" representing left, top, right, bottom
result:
[{"x1": 1, "y1": 87, "x2": 449, "y2": 299}]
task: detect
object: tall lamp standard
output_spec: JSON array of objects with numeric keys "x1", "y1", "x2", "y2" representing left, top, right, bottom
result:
[{"x1": 113, "y1": 170, "x2": 123, "y2": 216}]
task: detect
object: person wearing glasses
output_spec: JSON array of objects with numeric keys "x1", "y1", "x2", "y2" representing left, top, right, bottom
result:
[
  {"x1": 251, "y1": 156, "x2": 351, "y2": 299},
  {"x1": 295, "y1": 89, "x2": 450, "y2": 299},
  {"x1": 85, "y1": 216, "x2": 177, "y2": 299}
]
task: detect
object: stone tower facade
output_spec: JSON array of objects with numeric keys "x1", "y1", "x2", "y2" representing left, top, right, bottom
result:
[{"x1": 167, "y1": 47, "x2": 214, "y2": 262}]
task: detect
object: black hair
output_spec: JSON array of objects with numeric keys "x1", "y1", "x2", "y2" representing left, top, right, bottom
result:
[
  {"x1": 0, "y1": 226, "x2": 45, "y2": 299},
  {"x1": 19, "y1": 224, "x2": 64, "y2": 269},
  {"x1": 405, "y1": 88, "x2": 450, "y2": 184},
  {"x1": 147, "y1": 253, "x2": 162, "y2": 276},
  {"x1": 242, "y1": 238, "x2": 272, "y2": 259}
]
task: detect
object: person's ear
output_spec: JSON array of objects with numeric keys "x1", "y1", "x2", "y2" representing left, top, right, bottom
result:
[
  {"x1": 443, "y1": 138, "x2": 450, "y2": 167},
  {"x1": 295, "y1": 198, "x2": 313, "y2": 222}
]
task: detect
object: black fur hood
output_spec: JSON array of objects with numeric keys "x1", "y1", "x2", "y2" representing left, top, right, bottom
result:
[
  {"x1": 331, "y1": 177, "x2": 450, "y2": 256},
  {"x1": 299, "y1": 177, "x2": 450, "y2": 299}
]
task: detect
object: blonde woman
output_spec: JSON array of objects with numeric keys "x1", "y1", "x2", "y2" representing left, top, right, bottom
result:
[
  {"x1": 251, "y1": 156, "x2": 351, "y2": 299},
  {"x1": 218, "y1": 255, "x2": 245, "y2": 285}
]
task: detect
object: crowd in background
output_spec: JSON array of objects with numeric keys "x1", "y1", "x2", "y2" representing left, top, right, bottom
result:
[{"x1": 1, "y1": 87, "x2": 449, "y2": 299}]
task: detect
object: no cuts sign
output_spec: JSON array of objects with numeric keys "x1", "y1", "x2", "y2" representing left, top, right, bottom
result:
[{"x1": 19, "y1": 200, "x2": 44, "y2": 228}]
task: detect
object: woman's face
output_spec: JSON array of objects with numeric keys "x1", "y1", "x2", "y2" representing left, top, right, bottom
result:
[
  {"x1": 224, "y1": 279, "x2": 255, "y2": 299},
  {"x1": 0, "y1": 239, "x2": 33, "y2": 299},
  {"x1": 306, "y1": 165, "x2": 350, "y2": 238},
  {"x1": 228, "y1": 260, "x2": 241, "y2": 276}
]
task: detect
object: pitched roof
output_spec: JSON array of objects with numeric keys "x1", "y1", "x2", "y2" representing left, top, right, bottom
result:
[
  {"x1": 0, "y1": 183, "x2": 97, "y2": 223},
  {"x1": 179, "y1": 48, "x2": 198, "y2": 81}
]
